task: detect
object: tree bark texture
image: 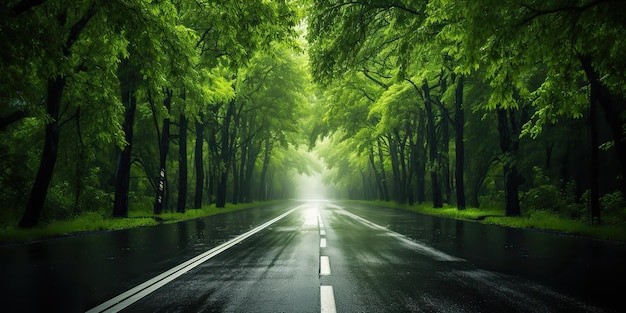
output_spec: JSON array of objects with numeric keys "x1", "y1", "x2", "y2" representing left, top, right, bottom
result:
[
  {"x1": 454, "y1": 75, "x2": 466, "y2": 210},
  {"x1": 19, "y1": 77, "x2": 65, "y2": 228},
  {"x1": 423, "y1": 80, "x2": 443, "y2": 208},
  {"x1": 177, "y1": 113, "x2": 188, "y2": 213},
  {"x1": 153, "y1": 90, "x2": 172, "y2": 215},
  {"x1": 113, "y1": 87, "x2": 137, "y2": 218},
  {"x1": 194, "y1": 112, "x2": 204, "y2": 209},
  {"x1": 496, "y1": 108, "x2": 521, "y2": 217}
]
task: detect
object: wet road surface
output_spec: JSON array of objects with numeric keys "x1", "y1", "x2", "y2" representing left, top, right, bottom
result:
[{"x1": 1, "y1": 200, "x2": 624, "y2": 312}]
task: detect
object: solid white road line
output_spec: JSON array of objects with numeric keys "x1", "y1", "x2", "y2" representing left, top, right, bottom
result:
[
  {"x1": 320, "y1": 256, "x2": 331, "y2": 275},
  {"x1": 335, "y1": 207, "x2": 461, "y2": 262},
  {"x1": 87, "y1": 206, "x2": 300, "y2": 313},
  {"x1": 320, "y1": 285, "x2": 337, "y2": 313},
  {"x1": 320, "y1": 238, "x2": 327, "y2": 248},
  {"x1": 320, "y1": 229, "x2": 326, "y2": 236}
]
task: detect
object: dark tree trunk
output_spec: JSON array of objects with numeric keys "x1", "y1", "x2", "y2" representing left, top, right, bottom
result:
[
  {"x1": 19, "y1": 77, "x2": 65, "y2": 228},
  {"x1": 496, "y1": 108, "x2": 521, "y2": 217},
  {"x1": 415, "y1": 111, "x2": 426, "y2": 203},
  {"x1": 216, "y1": 161, "x2": 228, "y2": 208},
  {"x1": 388, "y1": 136, "x2": 404, "y2": 203},
  {"x1": 440, "y1": 106, "x2": 451, "y2": 204},
  {"x1": 154, "y1": 90, "x2": 172, "y2": 215},
  {"x1": 377, "y1": 138, "x2": 391, "y2": 201},
  {"x1": 206, "y1": 107, "x2": 219, "y2": 204},
  {"x1": 73, "y1": 109, "x2": 86, "y2": 214},
  {"x1": 232, "y1": 149, "x2": 240, "y2": 204},
  {"x1": 258, "y1": 138, "x2": 271, "y2": 201},
  {"x1": 216, "y1": 101, "x2": 235, "y2": 208},
  {"x1": 423, "y1": 80, "x2": 443, "y2": 208},
  {"x1": 454, "y1": 75, "x2": 466, "y2": 210},
  {"x1": 580, "y1": 56, "x2": 602, "y2": 224},
  {"x1": 408, "y1": 136, "x2": 418, "y2": 206},
  {"x1": 395, "y1": 128, "x2": 409, "y2": 204},
  {"x1": 235, "y1": 137, "x2": 247, "y2": 204},
  {"x1": 243, "y1": 144, "x2": 260, "y2": 203},
  {"x1": 194, "y1": 112, "x2": 204, "y2": 209},
  {"x1": 177, "y1": 113, "x2": 188, "y2": 213},
  {"x1": 368, "y1": 147, "x2": 384, "y2": 200},
  {"x1": 113, "y1": 85, "x2": 137, "y2": 218}
]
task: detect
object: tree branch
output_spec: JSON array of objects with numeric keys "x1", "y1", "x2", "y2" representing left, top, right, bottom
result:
[
  {"x1": 520, "y1": 0, "x2": 612, "y2": 24},
  {"x1": 326, "y1": 1, "x2": 421, "y2": 16},
  {"x1": 9, "y1": 0, "x2": 46, "y2": 16},
  {"x1": 0, "y1": 110, "x2": 26, "y2": 131}
]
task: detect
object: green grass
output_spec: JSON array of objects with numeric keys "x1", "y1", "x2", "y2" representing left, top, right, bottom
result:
[
  {"x1": 3, "y1": 199, "x2": 625, "y2": 245},
  {"x1": 0, "y1": 201, "x2": 282, "y2": 245},
  {"x1": 349, "y1": 200, "x2": 626, "y2": 243}
]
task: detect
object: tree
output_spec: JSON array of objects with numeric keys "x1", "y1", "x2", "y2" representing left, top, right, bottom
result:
[
  {"x1": 4, "y1": 1, "x2": 105, "y2": 227},
  {"x1": 429, "y1": 0, "x2": 626, "y2": 220}
]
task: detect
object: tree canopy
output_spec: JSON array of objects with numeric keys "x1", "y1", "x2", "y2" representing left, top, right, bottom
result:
[{"x1": 0, "y1": 0, "x2": 624, "y2": 229}]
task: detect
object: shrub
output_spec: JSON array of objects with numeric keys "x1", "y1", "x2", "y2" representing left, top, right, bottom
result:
[
  {"x1": 600, "y1": 191, "x2": 626, "y2": 225},
  {"x1": 521, "y1": 167, "x2": 585, "y2": 219},
  {"x1": 479, "y1": 190, "x2": 504, "y2": 211}
]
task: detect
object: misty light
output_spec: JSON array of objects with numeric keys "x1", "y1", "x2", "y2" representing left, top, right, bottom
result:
[{"x1": 295, "y1": 174, "x2": 330, "y2": 201}]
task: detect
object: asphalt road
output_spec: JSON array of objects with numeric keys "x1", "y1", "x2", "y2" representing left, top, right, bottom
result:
[{"x1": 1, "y1": 200, "x2": 624, "y2": 312}]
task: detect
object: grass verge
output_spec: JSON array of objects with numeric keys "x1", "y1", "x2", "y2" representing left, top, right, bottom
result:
[
  {"x1": 349, "y1": 200, "x2": 626, "y2": 243},
  {"x1": 0, "y1": 201, "x2": 282, "y2": 246}
]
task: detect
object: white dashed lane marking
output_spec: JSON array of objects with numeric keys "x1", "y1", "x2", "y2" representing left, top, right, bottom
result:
[
  {"x1": 320, "y1": 256, "x2": 331, "y2": 275},
  {"x1": 320, "y1": 285, "x2": 337, "y2": 313},
  {"x1": 318, "y1": 206, "x2": 336, "y2": 313}
]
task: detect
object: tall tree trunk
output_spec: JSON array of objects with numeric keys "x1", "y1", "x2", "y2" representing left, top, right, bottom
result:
[
  {"x1": 580, "y1": 56, "x2": 602, "y2": 224},
  {"x1": 206, "y1": 107, "x2": 219, "y2": 204},
  {"x1": 415, "y1": 111, "x2": 427, "y2": 203},
  {"x1": 236, "y1": 139, "x2": 247, "y2": 204},
  {"x1": 423, "y1": 80, "x2": 443, "y2": 208},
  {"x1": 113, "y1": 83, "x2": 138, "y2": 218},
  {"x1": 232, "y1": 149, "x2": 240, "y2": 204},
  {"x1": 388, "y1": 136, "x2": 404, "y2": 203},
  {"x1": 194, "y1": 112, "x2": 204, "y2": 209},
  {"x1": 258, "y1": 138, "x2": 271, "y2": 201},
  {"x1": 496, "y1": 108, "x2": 521, "y2": 217},
  {"x1": 19, "y1": 77, "x2": 65, "y2": 228},
  {"x1": 454, "y1": 75, "x2": 466, "y2": 210},
  {"x1": 440, "y1": 106, "x2": 451, "y2": 204},
  {"x1": 153, "y1": 90, "x2": 172, "y2": 215},
  {"x1": 73, "y1": 109, "x2": 86, "y2": 215},
  {"x1": 377, "y1": 138, "x2": 391, "y2": 201},
  {"x1": 177, "y1": 113, "x2": 188, "y2": 213},
  {"x1": 216, "y1": 101, "x2": 234, "y2": 208},
  {"x1": 243, "y1": 144, "x2": 260, "y2": 203},
  {"x1": 395, "y1": 128, "x2": 409, "y2": 204},
  {"x1": 368, "y1": 147, "x2": 384, "y2": 200}
]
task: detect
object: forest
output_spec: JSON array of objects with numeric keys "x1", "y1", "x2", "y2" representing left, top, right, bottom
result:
[{"x1": 1, "y1": 0, "x2": 625, "y2": 230}]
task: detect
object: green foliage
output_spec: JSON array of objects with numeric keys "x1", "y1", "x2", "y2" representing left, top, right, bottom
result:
[
  {"x1": 479, "y1": 191, "x2": 505, "y2": 211},
  {"x1": 520, "y1": 167, "x2": 584, "y2": 220},
  {"x1": 600, "y1": 191, "x2": 626, "y2": 225}
]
